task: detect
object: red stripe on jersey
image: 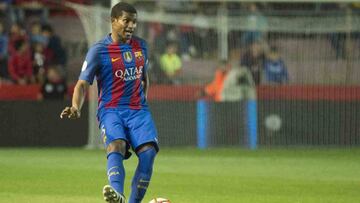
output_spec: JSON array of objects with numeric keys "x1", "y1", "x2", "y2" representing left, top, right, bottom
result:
[
  {"x1": 129, "y1": 39, "x2": 144, "y2": 110},
  {"x1": 105, "y1": 43, "x2": 125, "y2": 108}
]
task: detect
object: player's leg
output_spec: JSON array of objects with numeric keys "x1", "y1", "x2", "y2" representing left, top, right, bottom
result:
[
  {"x1": 126, "y1": 109, "x2": 159, "y2": 203},
  {"x1": 129, "y1": 144, "x2": 157, "y2": 203},
  {"x1": 104, "y1": 139, "x2": 127, "y2": 203},
  {"x1": 100, "y1": 111, "x2": 128, "y2": 202}
]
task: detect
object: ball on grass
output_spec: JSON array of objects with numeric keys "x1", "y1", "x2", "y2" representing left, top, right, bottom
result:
[{"x1": 149, "y1": 197, "x2": 171, "y2": 203}]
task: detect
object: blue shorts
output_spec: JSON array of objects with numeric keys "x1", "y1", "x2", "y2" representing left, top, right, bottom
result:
[{"x1": 98, "y1": 108, "x2": 159, "y2": 153}]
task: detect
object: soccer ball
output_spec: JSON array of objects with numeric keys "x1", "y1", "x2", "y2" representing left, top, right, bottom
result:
[{"x1": 149, "y1": 197, "x2": 171, "y2": 203}]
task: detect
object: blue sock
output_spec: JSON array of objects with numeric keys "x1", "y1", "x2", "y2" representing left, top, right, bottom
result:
[
  {"x1": 107, "y1": 152, "x2": 125, "y2": 195},
  {"x1": 129, "y1": 147, "x2": 157, "y2": 203}
]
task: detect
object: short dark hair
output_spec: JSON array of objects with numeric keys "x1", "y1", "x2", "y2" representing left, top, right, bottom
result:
[{"x1": 111, "y1": 2, "x2": 137, "y2": 19}]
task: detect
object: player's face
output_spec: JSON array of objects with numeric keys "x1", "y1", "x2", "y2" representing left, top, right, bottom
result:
[{"x1": 112, "y1": 11, "x2": 137, "y2": 42}]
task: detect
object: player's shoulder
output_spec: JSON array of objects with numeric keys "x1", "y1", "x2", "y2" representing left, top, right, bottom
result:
[
  {"x1": 85, "y1": 43, "x2": 102, "y2": 59},
  {"x1": 86, "y1": 40, "x2": 108, "y2": 57}
]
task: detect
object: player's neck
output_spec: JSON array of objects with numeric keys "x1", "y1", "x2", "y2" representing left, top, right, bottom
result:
[{"x1": 111, "y1": 33, "x2": 129, "y2": 44}]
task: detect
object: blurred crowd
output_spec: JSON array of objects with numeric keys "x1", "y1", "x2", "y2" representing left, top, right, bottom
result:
[
  {"x1": 142, "y1": 2, "x2": 290, "y2": 91},
  {"x1": 137, "y1": 1, "x2": 359, "y2": 102},
  {"x1": 0, "y1": 21, "x2": 67, "y2": 84},
  {"x1": 1, "y1": 0, "x2": 359, "y2": 101},
  {"x1": 0, "y1": 0, "x2": 68, "y2": 100}
]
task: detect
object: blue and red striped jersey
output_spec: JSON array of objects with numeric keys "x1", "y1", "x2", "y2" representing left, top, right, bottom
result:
[{"x1": 79, "y1": 34, "x2": 148, "y2": 110}]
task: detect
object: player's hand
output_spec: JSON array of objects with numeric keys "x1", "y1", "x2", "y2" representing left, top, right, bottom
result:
[{"x1": 60, "y1": 106, "x2": 81, "y2": 119}]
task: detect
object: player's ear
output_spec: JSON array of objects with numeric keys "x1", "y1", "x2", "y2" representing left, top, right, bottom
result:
[{"x1": 111, "y1": 17, "x2": 119, "y2": 23}]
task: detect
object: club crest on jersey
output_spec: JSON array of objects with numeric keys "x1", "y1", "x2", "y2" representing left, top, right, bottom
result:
[
  {"x1": 135, "y1": 51, "x2": 142, "y2": 58},
  {"x1": 123, "y1": 51, "x2": 133, "y2": 63},
  {"x1": 135, "y1": 50, "x2": 145, "y2": 62}
]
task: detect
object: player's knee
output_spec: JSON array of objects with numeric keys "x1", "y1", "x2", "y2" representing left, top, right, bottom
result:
[
  {"x1": 137, "y1": 145, "x2": 157, "y2": 173},
  {"x1": 137, "y1": 145, "x2": 157, "y2": 161},
  {"x1": 136, "y1": 143, "x2": 157, "y2": 155},
  {"x1": 107, "y1": 139, "x2": 127, "y2": 156}
]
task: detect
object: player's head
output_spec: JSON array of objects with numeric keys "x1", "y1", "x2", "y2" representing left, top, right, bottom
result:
[{"x1": 111, "y1": 2, "x2": 137, "y2": 42}]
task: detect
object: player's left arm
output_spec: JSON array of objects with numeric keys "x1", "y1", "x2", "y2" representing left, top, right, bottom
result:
[
  {"x1": 142, "y1": 40, "x2": 150, "y2": 99},
  {"x1": 143, "y1": 71, "x2": 149, "y2": 100},
  {"x1": 60, "y1": 44, "x2": 99, "y2": 119},
  {"x1": 60, "y1": 80, "x2": 89, "y2": 119}
]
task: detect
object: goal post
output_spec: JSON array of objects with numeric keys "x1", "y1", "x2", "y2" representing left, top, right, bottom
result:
[{"x1": 65, "y1": 2, "x2": 110, "y2": 149}]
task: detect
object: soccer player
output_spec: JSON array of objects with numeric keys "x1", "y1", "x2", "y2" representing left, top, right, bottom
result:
[{"x1": 60, "y1": 2, "x2": 159, "y2": 203}]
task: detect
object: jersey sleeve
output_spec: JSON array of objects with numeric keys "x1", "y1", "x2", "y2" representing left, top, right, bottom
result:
[{"x1": 79, "y1": 45, "x2": 100, "y2": 85}]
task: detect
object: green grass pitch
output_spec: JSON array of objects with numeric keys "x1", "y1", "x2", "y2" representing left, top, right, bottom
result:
[{"x1": 0, "y1": 147, "x2": 359, "y2": 203}]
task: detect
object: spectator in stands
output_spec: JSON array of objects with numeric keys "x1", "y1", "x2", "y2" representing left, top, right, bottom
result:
[
  {"x1": 32, "y1": 42, "x2": 46, "y2": 83},
  {"x1": 222, "y1": 64, "x2": 256, "y2": 101},
  {"x1": 240, "y1": 41, "x2": 266, "y2": 85},
  {"x1": 29, "y1": 21, "x2": 46, "y2": 46},
  {"x1": 8, "y1": 21, "x2": 28, "y2": 55},
  {"x1": 179, "y1": 24, "x2": 196, "y2": 60},
  {"x1": 41, "y1": 24, "x2": 67, "y2": 69},
  {"x1": 0, "y1": 0, "x2": 13, "y2": 29},
  {"x1": 198, "y1": 59, "x2": 230, "y2": 102},
  {"x1": 39, "y1": 65, "x2": 67, "y2": 100},
  {"x1": 263, "y1": 46, "x2": 289, "y2": 84},
  {"x1": 8, "y1": 39, "x2": 34, "y2": 85},
  {"x1": 240, "y1": 3, "x2": 268, "y2": 48},
  {"x1": 159, "y1": 41, "x2": 182, "y2": 84},
  {"x1": 149, "y1": 22, "x2": 167, "y2": 54},
  {"x1": 0, "y1": 21, "x2": 9, "y2": 83},
  {"x1": 193, "y1": 9, "x2": 211, "y2": 58}
]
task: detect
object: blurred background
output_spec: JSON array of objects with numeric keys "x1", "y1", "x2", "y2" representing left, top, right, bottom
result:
[
  {"x1": 1, "y1": 0, "x2": 360, "y2": 148},
  {"x1": 1, "y1": 1, "x2": 360, "y2": 202}
]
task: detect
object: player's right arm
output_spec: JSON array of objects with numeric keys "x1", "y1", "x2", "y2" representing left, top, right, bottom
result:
[
  {"x1": 60, "y1": 44, "x2": 100, "y2": 119},
  {"x1": 60, "y1": 80, "x2": 89, "y2": 119}
]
